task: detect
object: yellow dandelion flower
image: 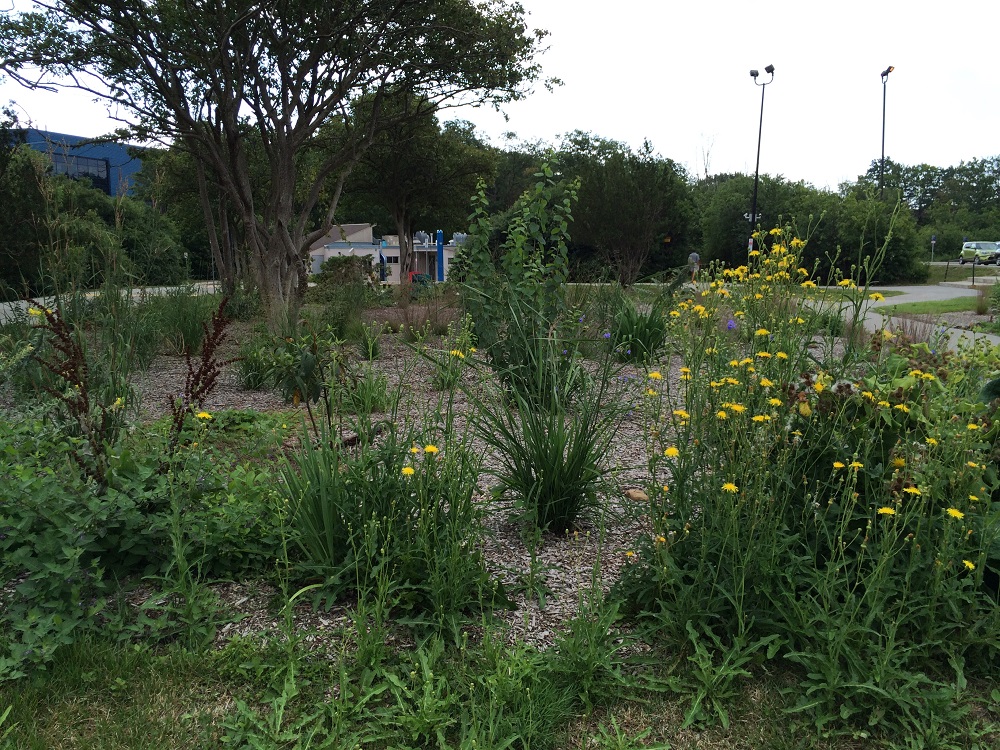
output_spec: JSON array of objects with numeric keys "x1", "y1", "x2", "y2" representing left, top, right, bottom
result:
[
  {"x1": 752, "y1": 414, "x2": 771, "y2": 423},
  {"x1": 877, "y1": 507, "x2": 896, "y2": 516},
  {"x1": 814, "y1": 381, "x2": 825, "y2": 394},
  {"x1": 776, "y1": 351, "x2": 788, "y2": 360},
  {"x1": 969, "y1": 494, "x2": 979, "y2": 502},
  {"x1": 756, "y1": 351, "x2": 772, "y2": 359},
  {"x1": 878, "y1": 400, "x2": 891, "y2": 408},
  {"x1": 625, "y1": 550, "x2": 635, "y2": 558},
  {"x1": 672, "y1": 409, "x2": 690, "y2": 419},
  {"x1": 196, "y1": 411, "x2": 212, "y2": 420},
  {"x1": 902, "y1": 486, "x2": 921, "y2": 496},
  {"x1": 862, "y1": 391, "x2": 875, "y2": 400},
  {"x1": 869, "y1": 293, "x2": 885, "y2": 301},
  {"x1": 402, "y1": 466, "x2": 415, "y2": 476},
  {"x1": 410, "y1": 446, "x2": 421, "y2": 454},
  {"x1": 755, "y1": 328, "x2": 771, "y2": 336},
  {"x1": 893, "y1": 404, "x2": 910, "y2": 413},
  {"x1": 669, "y1": 310, "x2": 681, "y2": 318},
  {"x1": 967, "y1": 461, "x2": 980, "y2": 469},
  {"x1": 680, "y1": 366, "x2": 691, "y2": 374},
  {"x1": 646, "y1": 388, "x2": 658, "y2": 397},
  {"x1": 849, "y1": 461, "x2": 863, "y2": 470},
  {"x1": 722, "y1": 482, "x2": 739, "y2": 493},
  {"x1": 716, "y1": 410, "x2": 728, "y2": 420},
  {"x1": 729, "y1": 403, "x2": 746, "y2": 414},
  {"x1": 27, "y1": 307, "x2": 43, "y2": 316},
  {"x1": 768, "y1": 397, "x2": 782, "y2": 406},
  {"x1": 963, "y1": 560, "x2": 976, "y2": 571},
  {"x1": 837, "y1": 279, "x2": 854, "y2": 287},
  {"x1": 967, "y1": 423, "x2": 980, "y2": 431},
  {"x1": 655, "y1": 535, "x2": 666, "y2": 544},
  {"x1": 759, "y1": 377, "x2": 774, "y2": 387},
  {"x1": 892, "y1": 457, "x2": 906, "y2": 468},
  {"x1": 450, "y1": 349, "x2": 466, "y2": 359},
  {"x1": 749, "y1": 250, "x2": 761, "y2": 257},
  {"x1": 648, "y1": 371, "x2": 663, "y2": 380},
  {"x1": 665, "y1": 446, "x2": 680, "y2": 458},
  {"x1": 801, "y1": 280, "x2": 817, "y2": 289},
  {"x1": 946, "y1": 507, "x2": 964, "y2": 519},
  {"x1": 424, "y1": 444, "x2": 439, "y2": 454},
  {"x1": 833, "y1": 461, "x2": 846, "y2": 469}
]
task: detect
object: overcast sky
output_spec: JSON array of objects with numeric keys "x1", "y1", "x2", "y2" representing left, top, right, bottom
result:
[{"x1": 3, "y1": 0, "x2": 998, "y2": 191}]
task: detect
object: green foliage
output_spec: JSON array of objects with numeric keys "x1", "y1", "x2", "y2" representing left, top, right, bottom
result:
[
  {"x1": 616, "y1": 228, "x2": 1000, "y2": 738},
  {"x1": 281, "y1": 417, "x2": 503, "y2": 626},
  {"x1": 609, "y1": 294, "x2": 670, "y2": 363}
]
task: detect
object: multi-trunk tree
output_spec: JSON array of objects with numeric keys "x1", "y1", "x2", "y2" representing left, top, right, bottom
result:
[{"x1": 0, "y1": 0, "x2": 546, "y2": 328}]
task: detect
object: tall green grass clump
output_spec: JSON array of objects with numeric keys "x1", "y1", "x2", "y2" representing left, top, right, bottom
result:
[{"x1": 617, "y1": 227, "x2": 1000, "y2": 739}]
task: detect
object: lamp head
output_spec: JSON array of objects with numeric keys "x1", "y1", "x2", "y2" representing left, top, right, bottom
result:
[
  {"x1": 750, "y1": 69, "x2": 758, "y2": 78},
  {"x1": 881, "y1": 65, "x2": 894, "y2": 79},
  {"x1": 764, "y1": 64, "x2": 775, "y2": 75}
]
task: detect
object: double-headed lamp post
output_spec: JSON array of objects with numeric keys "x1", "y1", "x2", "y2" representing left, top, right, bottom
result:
[
  {"x1": 880, "y1": 65, "x2": 894, "y2": 199},
  {"x1": 749, "y1": 64, "x2": 775, "y2": 245}
]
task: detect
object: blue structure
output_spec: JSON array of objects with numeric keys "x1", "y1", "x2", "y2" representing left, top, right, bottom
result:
[{"x1": 20, "y1": 128, "x2": 143, "y2": 196}]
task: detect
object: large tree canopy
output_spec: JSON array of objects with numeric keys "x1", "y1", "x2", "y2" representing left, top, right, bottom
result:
[{"x1": 0, "y1": 0, "x2": 546, "y2": 326}]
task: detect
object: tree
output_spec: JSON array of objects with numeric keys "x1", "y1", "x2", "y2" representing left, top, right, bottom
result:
[
  {"x1": 344, "y1": 96, "x2": 496, "y2": 276},
  {"x1": 0, "y1": 0, "x2": 547, "y2": 328},
  {"x1": 560, "y1": 132, "x2": 691, "y2": 285}
]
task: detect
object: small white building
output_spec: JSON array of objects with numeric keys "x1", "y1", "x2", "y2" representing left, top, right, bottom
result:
[{"x1": 308, "y1": 224, "x2": 461, "y2": 284}]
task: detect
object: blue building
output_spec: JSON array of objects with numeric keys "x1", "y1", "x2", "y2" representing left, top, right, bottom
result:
[{"x1": 20, "y1": 128, "x2": 143, "y2": 196}]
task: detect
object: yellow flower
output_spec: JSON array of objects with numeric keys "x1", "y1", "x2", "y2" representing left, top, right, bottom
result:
[
  {"x1": 877, "y1": 507, "x2": 896, "y2": 516},
  {"x1": 967, "y1": 423, "x2": 980, "y2": 431},
  {"x1": 814, "y1": 381, "x2": 825, "y2": 394},
  {"x1": 655, "y1": 535, "x2": 666, "y2": 544},
  {"x1": 625, "y1": 550, "x2": 635, "y2": 558},
  {"x1": 893, "y1": 404, "x2": 910, "y2": 413},
  {"x1": 646, "y1": 388, "x2": 658, "y2": 397},
  {"x1": 680, "y1": 367, "x2": 691, "y2": 375},
  {"x1": 837, "y1": 279, "x2": 854, "y2": 287},
  {"x1": 450, "y1": 349, "x2": 465, "y2": 359},
  {"x1": 969, "y1": 494, "x2": 979, "y2": 502},
  {"x1": 756, "y1": 351, "x2": 772, "y2": 359},
  {"x1": 755, "y1": 328, "x2": 771, "y2": 336},
  {"x1": 196, "y1": 411, "x2": 212, "y2": 420},
  {"x1": 862, "y1": 391, "x2": 875, "y2": 401},
  {"x1": 902, "y1": 486, "x2": 921, "y2": 496},
  {"x1": 410, "y1": 446, "x2": 421, "y2": 454},
  {"x1": 722, "y1": 482, "x2": 739, "y2": 493},
  {"x1": 752, "y1": 414, "x2": 771, "y2": 423},
  {"x1": 892, "y1": 457, "x2": 906, "y2": 468},
  {"x1": 776, "y1": 351, "x2": 788, "y2": 360},
  {"x1": 664, "y1": 446, "x2": 680, "y2": 458},
  {"x1": 402, "y1": 466, "x2": 415, "y2": 476},
  {"x1": 869, "y1": 293, "x2": 885, "y2": 301},
  {"x1": 849, "y1": 461, "x2": 863, "y2": 470},
  {"x1": 672, "y1": 409, "x2": 690, "y2": 420},
  {"x1": 716, "y1": 410, "x2": 728, "y2": 420},
  {"x1": 27, "y1": 307, "x2": 43, "y2": 316},
  {"x1": 749, "y1": 250, "x2": 761, "y2": 257},
  {"x1": 878, "y1": 400, "x2": 891, "y2": 408},
  {"x1": 768, "y1": 397, "x2": 782, "y2": 406},
  {"x1": 967, "y1": 461, "x2": 980, "y2": 469},
  {"x1": 669, "y1": 310, "x2": 681, "y2": 318},
  {"x1": 469, "y1": 347, "x2": 477, "y2": 353},
  {"x1": 963, "y1": 560, "x2": 976, "y2": 571},
  {"x1": 801, "y1": 280, "x2": 817, "y2": 289},
  {"x1": 833, "y1": 461, "x2": 846, "y2": 469},
  {"x1": 424, "y1": 444, "x2": 439, "y2": 454},
  {"x1": 946, "y1": 507, "x2": 964, "y2": 519},
  {"x1": 769, "y1": 227, "x2": 782, "y2": 236},
  {"x1": 648, "y1": 371, "x2": 662, "y2": 380},
  {"x1": 759, "y1": 377, "x2": 774, "y2": 387}
]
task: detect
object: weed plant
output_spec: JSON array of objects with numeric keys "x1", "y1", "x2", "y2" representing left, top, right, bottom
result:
[{"x1": 616, "y1": 227, "x2": 1000, "y2": 739}]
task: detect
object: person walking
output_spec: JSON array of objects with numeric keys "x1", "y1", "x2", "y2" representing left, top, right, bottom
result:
[{"x1": 688, "y1": 252, "x2": 701, "y2": 284}]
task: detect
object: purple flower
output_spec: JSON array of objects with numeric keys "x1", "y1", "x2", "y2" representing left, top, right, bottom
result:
[
  {"x1": 727, "y1": 320, "x2": 737, "y2": 330},
  {"x1": 603, "y1": 332, "x2": 611, "y2": 339}
]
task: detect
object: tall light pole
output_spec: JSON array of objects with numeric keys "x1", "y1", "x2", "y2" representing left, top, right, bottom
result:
[
  {"x1": 749, "y1": 64, "x2": 774, "y2": 242},
  {"x1": 880, "y1": 65, "x2": 894, "y2": 199}
]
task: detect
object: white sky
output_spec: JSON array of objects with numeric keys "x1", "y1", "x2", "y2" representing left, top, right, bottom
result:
[{"x1": 3, "y1": 0, "x2": 999, "y2": 191}]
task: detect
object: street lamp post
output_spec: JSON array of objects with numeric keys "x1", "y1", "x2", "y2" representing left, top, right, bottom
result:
[
  {"x1": 880, "y1": 65, "x2": 894, "y2": 199},
  {"x1": 749, "y1": 64, "x2": 774, "y2": 244}
]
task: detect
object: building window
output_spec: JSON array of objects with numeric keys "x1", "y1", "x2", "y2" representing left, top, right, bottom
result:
[{"x1": 385, "y1": 256, "x2": 399, "y2": 264}]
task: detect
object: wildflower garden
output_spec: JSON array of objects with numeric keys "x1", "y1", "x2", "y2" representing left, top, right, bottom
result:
[{"x1": 2, "y1": 169, "x2": 1000, "y2": 749}]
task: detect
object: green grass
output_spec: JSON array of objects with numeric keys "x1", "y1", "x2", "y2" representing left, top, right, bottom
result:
[
  {"x1": 0, "y1": 638, "x2": 233, "y2": 749},
  {"x1": 882, "y1": 296, "x2": 980, "y2": 315}
]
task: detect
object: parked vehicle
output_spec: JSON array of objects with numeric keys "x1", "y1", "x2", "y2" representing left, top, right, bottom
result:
[{"x1": 959, "y1": 241, "x2": 1000, "y2": 265}]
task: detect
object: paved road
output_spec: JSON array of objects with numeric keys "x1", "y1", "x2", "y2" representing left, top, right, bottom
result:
[{"x1": 863, "y1": 284, "x2": 1000, "y2": 350}]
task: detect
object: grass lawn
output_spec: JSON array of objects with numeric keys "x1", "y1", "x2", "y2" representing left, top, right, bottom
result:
[
  {"x1": 882, "y1": 296, "x2": 984, "y2": 315},
  {"x1": 923, "y1": 263, "x2": 1000, "y2": 285}
]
